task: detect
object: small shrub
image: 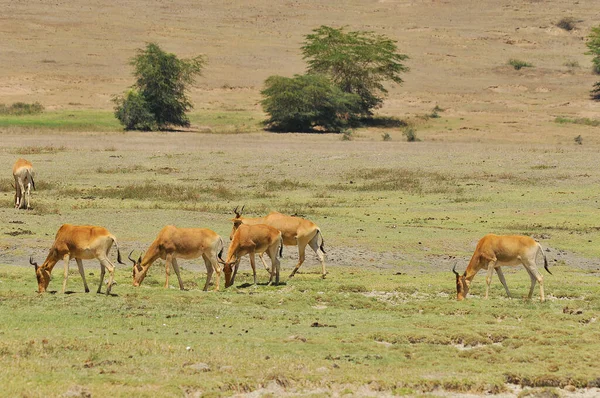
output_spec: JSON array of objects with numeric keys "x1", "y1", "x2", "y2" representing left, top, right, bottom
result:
[
  {"x1": 0, "y1": 102, "x2": 44, "y2": 115},
  {"x1": 113, "y1": 89, "x2": 157, "y2": 131},
  {"x1": 403, "y1": 127, "x2": 420, "y2": 142},
  {"x1": 382, "y1": 132, "x2": 391, "y2": 141},
  {"x1": 563, "y1": 60, "x2": 579, "y2": 68},
  {"x1": 508, "y1": 59, "x2": 533, "y2": 70},
  {"x1": 556, "y1": 17, "x2": 577, "y2": 31},
  {"x1": 591, "y1": 82, "x2": 600, "y2": 100},
  {"x1": 341, "y1": 131, "x2": 353, "y2": 141},
  {"x1": 574, "y1": 135, "x2": 583, "y2": 145}
]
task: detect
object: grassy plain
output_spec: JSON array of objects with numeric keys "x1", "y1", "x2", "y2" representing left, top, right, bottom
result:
[
  {"x1": 1, "y1": 0, "x2": 600, "y2": 396},
  {"x1": 1, "y1": 128, "x2": 600, "y2": 397}
]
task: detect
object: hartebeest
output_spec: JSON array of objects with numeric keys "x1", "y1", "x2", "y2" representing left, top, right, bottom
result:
[
  {"x1": 130, "y1": 226, "x2": 225, "y2": 291},
  {"x1": 13, "y1": 158, "x2": 35, "y2": 209},
  {"x1": 30, "y1": 224, "x2": 124, "y2": 295},
  {"x1": 453, "y1": 234, "x2": 552, "y2": 302},
  {"x1": 219, "y1": 222, "x2": 283, "y2": 288},
  {"x1": 231, "y1": 206, "x2": 326, "y2": 278}
]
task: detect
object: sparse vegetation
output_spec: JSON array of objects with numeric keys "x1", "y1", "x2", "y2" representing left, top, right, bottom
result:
[
  {"x1": 554, "y1": 116, "x2": 600, "y2": 127},
  {"x1": 575, "y1": 135, "x2": 583, "y2": 145},
  {"x1": 556, "y1": 17, "x2": 577, "y2": 31},
  {"x1": 382, "y1": 132, "x2": 391, "y2": 141},
  {"x1": 0, "y1": 102, "x2": 44, "y2": 115},
  {"x1": 403, "y1": 127, "x2": 420, "y2": 142},
  {"x1": 508, "y1": 59, "x2": 533, "y2": 70}
]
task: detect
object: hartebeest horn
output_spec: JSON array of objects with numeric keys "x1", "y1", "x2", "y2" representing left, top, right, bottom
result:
[
  {"x1": 452, "y1": 264, "x2": 460, "y2": 276},
  {"x1": 30, "y1": 256, "x2": 38, "y2": 270},
  {"x1": 128, "y1": 250, "x2": 137, "y2": 264}
]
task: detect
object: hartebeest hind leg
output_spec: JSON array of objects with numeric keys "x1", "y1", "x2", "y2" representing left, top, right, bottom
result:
[
  {"x1": 170, "y1": 257, "x2": 185, "y2": 290},
  {"x1": 266, "y1": 244, "x2": 281, "y2": 286},
  {"x1": 522, "y1": 258, "x2": 545, "y2": 301},
  {"x1": 308, "y1": 236, "x2": 326, "y2": 278},
  {"x1": 75, "y1": 258, "x2": 90, "y2": 293},
  {"x1": 202, "y1": 254, "x2": 220, "y2": 291},
  {"x1": 98, "y1": 257, "x2": 116, "y2": 295}
]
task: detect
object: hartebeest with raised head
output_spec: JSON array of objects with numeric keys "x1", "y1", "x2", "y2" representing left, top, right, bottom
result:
[
  {"x1": 231, "y1": 206, "x2": 326, "y2": 278},
  {"x1": 130, "y1": 226, "x2": 225, "y2": 291},
  {"x1": 13, "y1": 158, "x2": 35, "y2": 210},
  {"x1": 219, "y1": 222, "x2": 283, "y2": 288},
  {"x1": 30, "y1": 224, "x2": 124, "y2": 295},
  {"x1": 453, "y1": 234, "x2": 552, "y2": 302}
]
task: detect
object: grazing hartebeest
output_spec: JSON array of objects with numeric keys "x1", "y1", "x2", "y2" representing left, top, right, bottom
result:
[
  {"x1": 230, "y1": 206, "x2": 326, "y2": 278},
  {"x1": 12, "y1": 158, "x2": 35, "y2": 209},
  {"x1": 453, "y1": 234, "x2": 551, "y2": 302},
  {"x1": 30, "y1": 224, "x2": 124, "y2": 295},
  {"x1": 219, "y1": 222, "x2": 283, "y2": 288},
  {"x1": 130, "y1": 226, "x2": 225, "y2": 291}
]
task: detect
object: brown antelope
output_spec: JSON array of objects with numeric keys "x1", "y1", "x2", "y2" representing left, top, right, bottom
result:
[
  {"x1": 230, "y1": 206, "x2": 326, "y2": 278},
  {"x1": 130, "y1": 226, "x2": 225, "y2": 291},
  {"x1": 30, "y1": 224, "x2": 124, "y2": 295},
  {"x1": 453, "y1": 234, "x2": 552, "y2": 302},
  {"x1": 219, "y1": 223, "x2": 283, "y2": 288},
  {"x1": 12, "y1": 158, "x2": 35, "y2": 209}
]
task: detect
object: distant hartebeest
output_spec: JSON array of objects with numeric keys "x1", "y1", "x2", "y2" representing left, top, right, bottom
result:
[
  {"x1": 230, "y1": 206, "x2": 325, "y2": 278},
  {"x1": 219, "y1": 222, "x2": 283, "y2": 288},
  {"x1": 453, "y1": 234, "x2": 552, "y2": 302},
  {"x1": 130, "y1": 226, "x2": 225, "y2": 291},
  {"x1": 12, "y1": 158, "x2": 35, "y2": 209},
  {"x1": 30, "y1": 224, "x2": 124, "y2": 295}
]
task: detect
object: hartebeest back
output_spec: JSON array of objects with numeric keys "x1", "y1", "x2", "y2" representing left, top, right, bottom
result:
[
  {"x1": 231, "y1": 207, "x2": 325, "y2": 278},
  {"x1": 453, "y1": 234, "x2": 551, "y2": 302},
  {"x1": 30, "y1": 224, "x2": 124, "y2": 295},
  {"x1": 130, "y1": 226, "x2": 225, "y2": 291},
  {"x1": 12, "y1": 158, "x2": 35, "y2": 210},
  {"x1": 220, "y1": 222, "x2": 283, "y2": 288}
]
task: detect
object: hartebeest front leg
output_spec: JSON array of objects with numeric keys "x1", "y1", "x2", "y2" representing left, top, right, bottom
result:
[
  {"x1": 289, "y1": 243, "x2": 306, "y2": 278},
  {"x1": 170, "y1": 257, "x2": 185, "y2": 290},
  {"x1": 61, "y1": 255, "x2": 71, "y2": 294},
  {"x1": 484, "y1": 260, "x2": 496, "y2": 299},
  {"x1": 495, "y1": 267, "x2": 511, "y2": 298},
  {"x1": 249, "y1": 253, "x2": 257, "y2": 285},
  {"x1": 75, "y1": 258, "x2": 90, "y2": 293}
]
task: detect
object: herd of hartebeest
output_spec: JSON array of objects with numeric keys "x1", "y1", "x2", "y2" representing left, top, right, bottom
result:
[{"x1": 12, "y1": 158, "x2": 552, "y2": 301}]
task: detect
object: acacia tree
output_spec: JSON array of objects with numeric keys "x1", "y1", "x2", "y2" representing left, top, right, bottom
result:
[
  {"x1": 587, "y1": 26, "x2": 600, "y2": 99},
  {"x1": 114, "y1": 43, "x2": 205, "y2": 130},
  {"x1": 302, "y1": 25, "x2": 409, "y2": 116}
]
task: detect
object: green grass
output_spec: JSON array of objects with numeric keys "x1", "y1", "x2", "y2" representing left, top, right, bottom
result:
[
  {"x1": 0, "y1": 110, "x2": 263, "y2": 133},
  {"x1": 508, "y1": 59, "x2": 534, "y2": 70},
  {"x1": 554, "y1": 116, "x2": 600, "y2": 127},
  {"x1": 0, "y1": 265, "x2": 598, "y2": 396}
]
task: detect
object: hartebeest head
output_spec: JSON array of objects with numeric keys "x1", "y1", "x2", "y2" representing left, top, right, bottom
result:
[
  {"x1": 452, "y1": 264, "x2": 469, "y2": 301},
  {"x1": 229, "y1": 205, "x2": 246, "y2": 240},
  {"x1": 30, "y1": 255, "x2": 53, "y2": 293},
  {"x1": 129, "y1": 250, "x2": 146, "y2": 287}
]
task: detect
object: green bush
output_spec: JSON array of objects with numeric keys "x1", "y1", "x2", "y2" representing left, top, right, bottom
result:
[
  {"x1": 261, "y1": 74, "x2": 361, "y2": 133},
  {"x1": 556, "y1": 17, "x2": 577, "y2": 31},
  {"x1": 508, "y1": 59, "x2": 533, "y2": 70},
  {"x1": 113, "y1": 90, "x2": 157, "y2": 131},
  {"x1": 403, "y1": 127, "x2": 419, "y2": 142}
]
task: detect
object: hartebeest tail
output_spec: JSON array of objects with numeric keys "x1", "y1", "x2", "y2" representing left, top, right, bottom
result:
[{"x1": 454, "y1": 234, "x2": 551, "y2": 302}]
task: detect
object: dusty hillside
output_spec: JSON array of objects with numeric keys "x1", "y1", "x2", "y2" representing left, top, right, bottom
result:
[{"x1": 0, "y1": 0, "x2": 599, "y2": 140}]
